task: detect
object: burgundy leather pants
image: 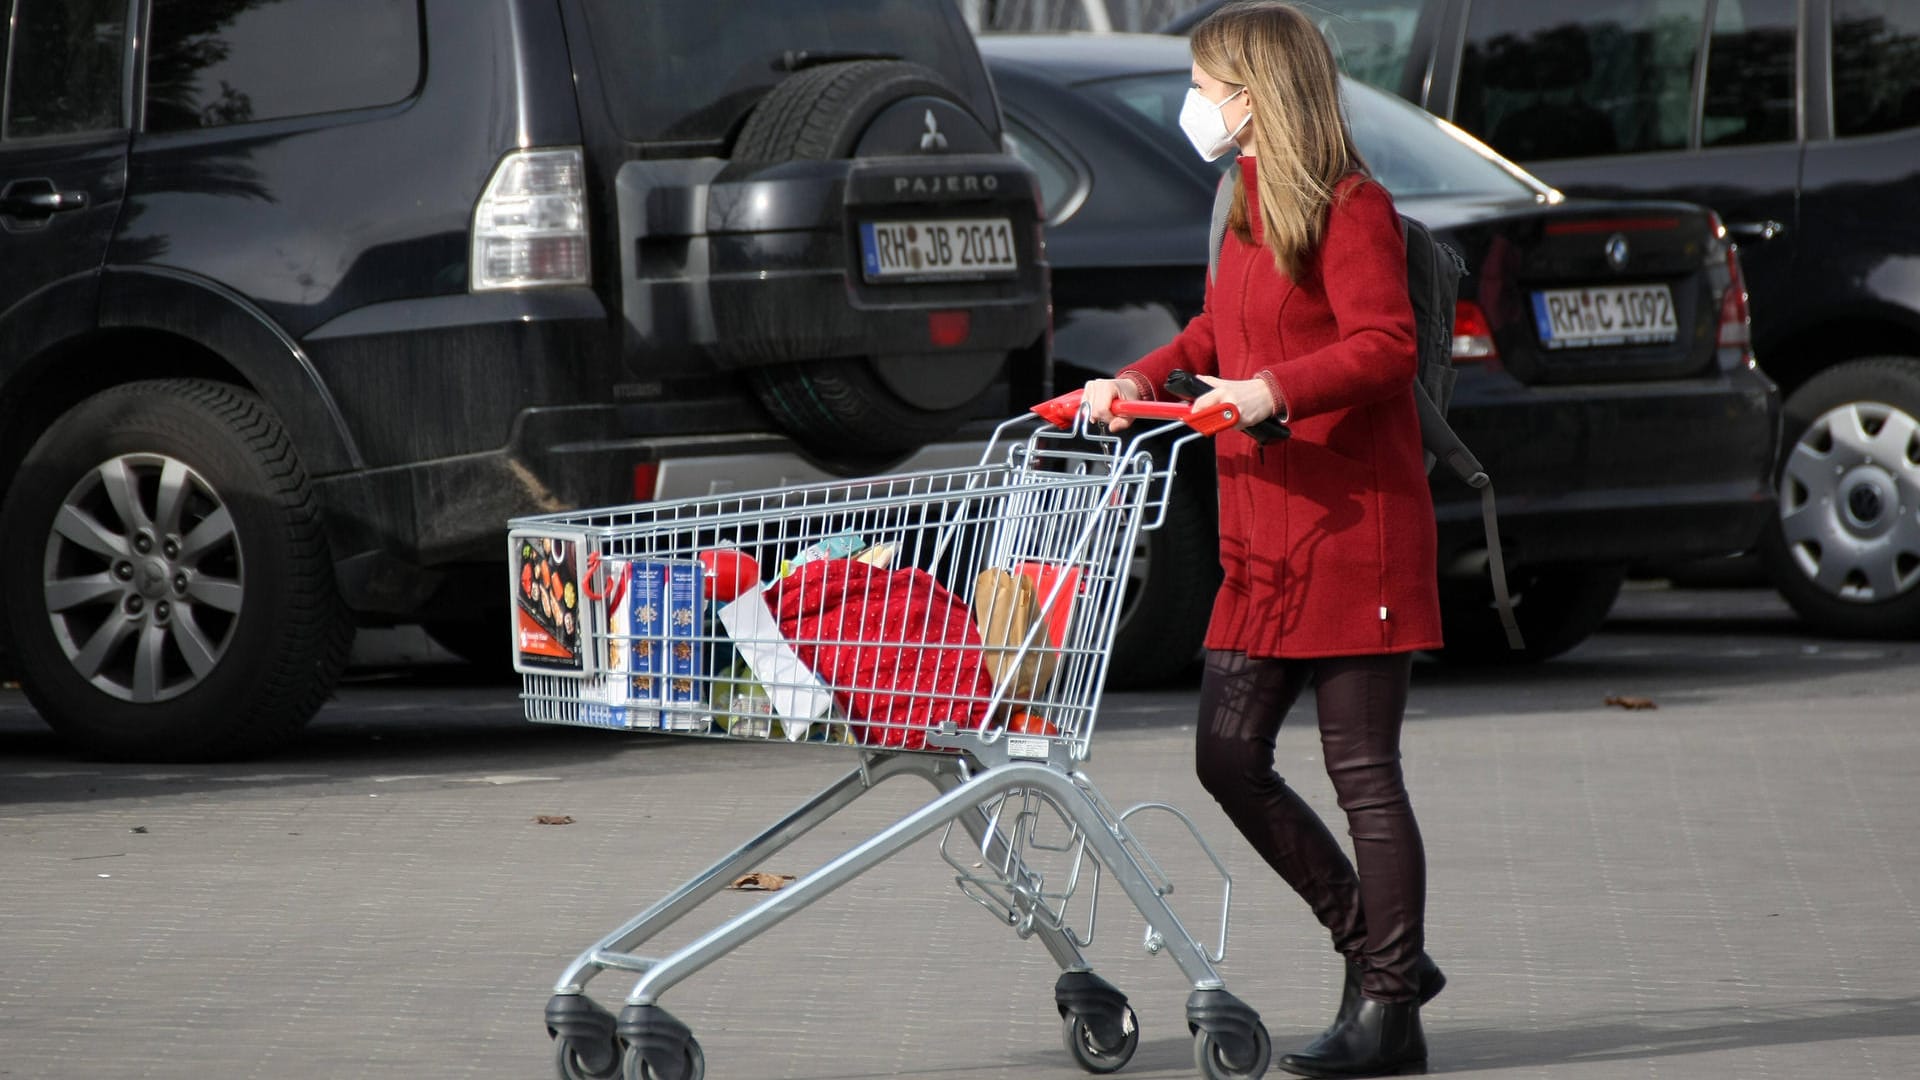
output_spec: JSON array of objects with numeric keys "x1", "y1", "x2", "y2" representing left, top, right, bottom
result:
[{"x1": 1194, "y1": 649, "x2": 1426, "y2": 1003}]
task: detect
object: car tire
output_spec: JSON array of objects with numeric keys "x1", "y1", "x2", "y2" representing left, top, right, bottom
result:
[
  {"x1": 1105, "y1": 470, "x2": 1218, "y2": 689},
  {"x1": 0, "y1": 380, "x2": 353, "y2": 761},
  {"x1": 1433, "y1": 565, "x2": 1625, "y2": 665},
  {"x1": 734, "y1": 59, "x2": 1007, "y2": 458},
  {"x1": 1761, "y1": 356, "x2": 1920, "y2": 637}
]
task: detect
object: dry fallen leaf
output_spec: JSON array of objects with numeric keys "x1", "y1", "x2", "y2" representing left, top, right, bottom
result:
[
  {"x1": 1605, "y1": 695, "x2": 1658, "y2": 711},
  {"x1": 534, "y1": 815, "x2": 575, "y2": 826},
  {"x1": 728, "y1": 871, "x2": 796, "y2": 891}
]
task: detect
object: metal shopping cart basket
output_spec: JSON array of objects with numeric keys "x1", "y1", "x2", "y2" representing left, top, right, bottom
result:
[{"x1": 512, "y1": 392, "x2": 1274, "y2": 1080}]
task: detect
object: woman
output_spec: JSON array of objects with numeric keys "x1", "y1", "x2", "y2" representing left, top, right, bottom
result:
[{"x1": 1085, "y1": 4, "x2": 1444, "y2": 1077}]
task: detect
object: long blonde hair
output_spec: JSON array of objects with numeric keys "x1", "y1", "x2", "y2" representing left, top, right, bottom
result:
[{"x1": 1190, "y1": 1, "x2": 1368, "y2": 279}]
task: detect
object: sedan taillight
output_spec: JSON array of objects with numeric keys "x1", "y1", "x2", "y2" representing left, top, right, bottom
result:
[
  {"x1": 1452, "y1": 299, "x2": 1498, "y2": 362},
  {"x1": 471, "y1": 147, "x2": 589, "y2": 291},
  {"x1": 1718, "y1": 244, "x2": 1753, "y2": 352}
]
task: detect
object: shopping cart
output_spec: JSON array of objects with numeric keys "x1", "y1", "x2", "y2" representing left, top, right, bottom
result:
[{"x1": 513, "y1": 391, "x2": 1274, "y2": 1080}]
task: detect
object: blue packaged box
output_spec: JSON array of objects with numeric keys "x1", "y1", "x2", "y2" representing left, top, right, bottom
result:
[{"x1": 585, "y1": 559, "x2": 706, "y2": 731}]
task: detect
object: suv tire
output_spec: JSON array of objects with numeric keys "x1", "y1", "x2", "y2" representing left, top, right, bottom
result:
[
  {"x1": 1434, "y1": 565, "x2": 1626, "y2": 665},
  {"x1": 736, "y1": 59, "x2": 1007, "y2": 458},
  {"x1": 0, "y1": 380, "x2": 353, "y2": 761},
  {"x1": 1762, "y1": 356, "x2": 1920, "y2": 637}
]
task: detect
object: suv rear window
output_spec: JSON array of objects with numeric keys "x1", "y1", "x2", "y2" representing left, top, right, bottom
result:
[
  {"x1": 1832, "y1": 0, "x2": 1920, "y2": 137},
  {"x1": 1308, "y1": 0, "x2": 1426, "y2": 91},
  {"x1": 4, "y1": 0, "x2": 128, "y2": 139},
  {"x1": 145, "y1": 0, "x2": 421, "y2": 133},
  {"x1": 1456, "y1": 0, "x2": 1704, "y2": 161},
  {"x1": 578, "y1": 0, "x2": 991, "y2": 146}
]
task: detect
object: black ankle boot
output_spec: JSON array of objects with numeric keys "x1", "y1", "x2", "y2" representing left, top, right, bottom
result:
[
  {"x1": 1330, "y1": 953, "x2": 1445, "y2": 1032},
  {"x1": 1278, "y1": 997, "x2": 1427, "y2": 1078}
]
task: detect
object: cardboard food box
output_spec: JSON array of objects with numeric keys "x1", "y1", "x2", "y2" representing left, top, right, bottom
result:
[{"x1": 581, "y1": 558, "x2": 709, "y2": 730}]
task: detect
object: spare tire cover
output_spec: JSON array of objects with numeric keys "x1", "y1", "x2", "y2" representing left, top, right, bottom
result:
[{"x1": 733, "y1": 60, "x2": 1011, "y2": 460}]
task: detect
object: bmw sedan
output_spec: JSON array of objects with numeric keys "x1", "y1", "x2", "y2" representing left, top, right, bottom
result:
[{"x1": 980, "y1": 33, "x2": 1781, "y2": 681}]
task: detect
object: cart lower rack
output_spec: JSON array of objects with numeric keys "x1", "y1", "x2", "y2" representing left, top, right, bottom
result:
[{"x1": 514, "y1": 397, "x2": 1272, "y2": 1080}]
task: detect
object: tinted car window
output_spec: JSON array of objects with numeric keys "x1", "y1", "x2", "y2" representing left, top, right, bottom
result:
[
  {"x1": 1457, "y1": 0, "x2": 1704, "y2": 161},
  {"x1": 1076, "y1": 71, "x2": 1540, "y2": 201},
  {"x1": 4, "y1": 0, "x2": 127, "y2": 139},
  {"x1": 1003, "y1": 119, "x2": 1081, "y2": 222},
  {"x1": 1309, "y1": 0, "x2": 1426, "y2": 90},
  {"x1": 1832, "y1": 0, "x2": 1920, "y2": 137},
  {"x1": 580, "y1": 0, "x2": 983, "y2": 144},
  {"x1": 145, "y1": 0, "x2": 421, "y2": 133},
  {"x1": 1702, "y1": 0, "x2": 1796, "y2": 146}
]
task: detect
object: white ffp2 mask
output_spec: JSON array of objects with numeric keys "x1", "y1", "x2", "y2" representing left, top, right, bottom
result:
[{"x1": 1178, "y1": 86, "x2": 1250, "y2": 161}]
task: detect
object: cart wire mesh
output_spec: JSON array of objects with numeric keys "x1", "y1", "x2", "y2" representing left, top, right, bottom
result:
[{"x1": 513, "y1": 418, "x2": 1180, "y2": 763}]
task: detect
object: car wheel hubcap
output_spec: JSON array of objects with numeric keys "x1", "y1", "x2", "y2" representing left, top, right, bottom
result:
[
  {"x1": 1778, "y1": 401, "x2": 1920, "y2": 603},
  {"x1": 42, "y1": 454, "x2": 245, "y2": 702}
]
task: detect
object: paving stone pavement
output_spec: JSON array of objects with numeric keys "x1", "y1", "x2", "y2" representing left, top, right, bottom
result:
[{"x1": 3, "y1": 684, "x2": 1918, "y2": 1079}]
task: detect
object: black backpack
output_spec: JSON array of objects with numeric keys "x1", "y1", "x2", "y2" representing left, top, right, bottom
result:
[{"x1": 1206, "y1": 176, "x2": 1523, "y2": 649}]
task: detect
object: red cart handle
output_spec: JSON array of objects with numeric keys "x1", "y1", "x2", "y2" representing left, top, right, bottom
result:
[{"x1": 1030, "y1": 388, "x2": 1240, "y2": 436}]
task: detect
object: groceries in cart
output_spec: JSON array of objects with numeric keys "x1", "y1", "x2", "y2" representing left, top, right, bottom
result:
[{"x1": 516, "y1": 523, "x2": 1087, "y2": 751}]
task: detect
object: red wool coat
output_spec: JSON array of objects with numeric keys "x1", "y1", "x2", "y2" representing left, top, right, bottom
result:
[{"x1": 1122, "y1": 160, "x2": 1442, "y2": 658}]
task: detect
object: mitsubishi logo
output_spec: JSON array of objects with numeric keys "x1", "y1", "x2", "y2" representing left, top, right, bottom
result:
[
  {"x1": 920, "y1": 109, "x2": 948, "y2": 151},
  {"x1": 1605, "y1": 233, "x2": 1630, "y2": 270}
]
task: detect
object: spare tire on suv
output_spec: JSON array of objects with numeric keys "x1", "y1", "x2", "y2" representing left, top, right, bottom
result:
[{"x1": 729, "y1": 59, "x2": 1027, "y2": 458}]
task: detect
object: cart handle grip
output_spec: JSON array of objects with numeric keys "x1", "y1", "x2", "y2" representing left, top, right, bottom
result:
[{"x1": 1030, "y1": 388, "x2": 1240, "y2": 436}]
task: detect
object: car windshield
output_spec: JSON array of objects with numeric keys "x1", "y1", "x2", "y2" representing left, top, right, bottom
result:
[
  {"x1": 578, "y1": 0, "x2": 990, "y2": 145},
  {"x1": 1075, "y1": 70, "x2": 1547, "y2": 200}
]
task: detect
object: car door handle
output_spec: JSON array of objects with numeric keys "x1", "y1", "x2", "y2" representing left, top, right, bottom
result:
[
  {"x1": 0, "y1": 181, "x2": 90, "y2": 217},
  {"x1": 1726, "y1": 219, "x2": 1787, "y2": 241}
]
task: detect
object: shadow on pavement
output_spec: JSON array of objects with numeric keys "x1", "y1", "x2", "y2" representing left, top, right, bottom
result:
[{"x1": 1439, "y1": 995, "x2": 1920, "y2": 1072}]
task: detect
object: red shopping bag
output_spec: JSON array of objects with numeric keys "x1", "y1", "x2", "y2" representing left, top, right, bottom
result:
[{"x1": 767, "y1": 559, "x2": 991, "y2": 750}]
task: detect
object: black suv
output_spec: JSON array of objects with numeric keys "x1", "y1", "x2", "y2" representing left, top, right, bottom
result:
[
  {"x1": 0, "y1": 0, "x2": 1049, "y2": 760},
  {"x1": 1171, "y1": 0, "x2": 1920, "y2": 638}
]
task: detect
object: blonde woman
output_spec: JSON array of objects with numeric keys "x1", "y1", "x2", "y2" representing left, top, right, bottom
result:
[{"x1": 1085, "y1": 3, "x2": 1444, "y2": 1076}]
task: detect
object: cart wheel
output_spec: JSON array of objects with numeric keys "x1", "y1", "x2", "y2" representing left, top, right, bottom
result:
[
  {"x1": 1193, "y1": 1019, "x2": 1269, "y2": 1080},
  {"x1": 1063, "y1": 1004, "x2": 1139, "y2": 1073},
  {"x1": 554, "y1": 1033, "x2": 621, "y2": 1080},
  {"x1": 620, "y1": 1039, "x2": 703, "y2": 1080}
]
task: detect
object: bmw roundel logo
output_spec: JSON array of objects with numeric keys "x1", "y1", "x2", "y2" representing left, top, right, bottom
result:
[{"x1": 1605, "y1": 233, "x2": 1630, "y2": 270}]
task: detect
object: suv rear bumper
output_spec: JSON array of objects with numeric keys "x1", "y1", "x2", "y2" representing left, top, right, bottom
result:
[{"x1": 1434, "y1": 365, "x2": 1781, "y2": 571}]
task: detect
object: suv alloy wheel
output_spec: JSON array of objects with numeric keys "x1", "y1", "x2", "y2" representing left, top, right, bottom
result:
[{"x1": 0, "y1": 381, "x2": 352, "y2": 760}]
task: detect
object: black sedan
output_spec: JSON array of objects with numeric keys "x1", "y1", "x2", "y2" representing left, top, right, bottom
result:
[{"x1": 979, "y1": 33, "x2": 1781, "y2": 682}]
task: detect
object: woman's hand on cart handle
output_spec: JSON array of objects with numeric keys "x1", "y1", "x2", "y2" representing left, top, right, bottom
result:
[
  {"x1": 1182, "y1": 373, "x2": 1292, "y2": 443},
  {"x1": 1082, "y1": 376, "x2": 1139, "y2": 432},
  {"x1": 1031, "y1": 384, "x2": 1243, "y2": 436}
]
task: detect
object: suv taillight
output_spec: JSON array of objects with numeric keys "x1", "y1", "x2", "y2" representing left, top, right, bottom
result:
[{"x1": 471, "y1": 148, "x2": 588, "y2": 291}]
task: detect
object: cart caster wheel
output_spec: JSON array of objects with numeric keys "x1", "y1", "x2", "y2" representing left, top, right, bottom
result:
[
  {"x1": 553, "y1": 1034, "x2": 622, "y2": 1080},
  {"x1": 1063, "y1": 1004, "x2": 1139, "y2": 1073},
  {"x1": 621, "y1": 1039, "x2": 703, "y2": 1080},
  {"x1": 1193, "y1": 1020, "x2": 1269, "y2": 1080}
]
